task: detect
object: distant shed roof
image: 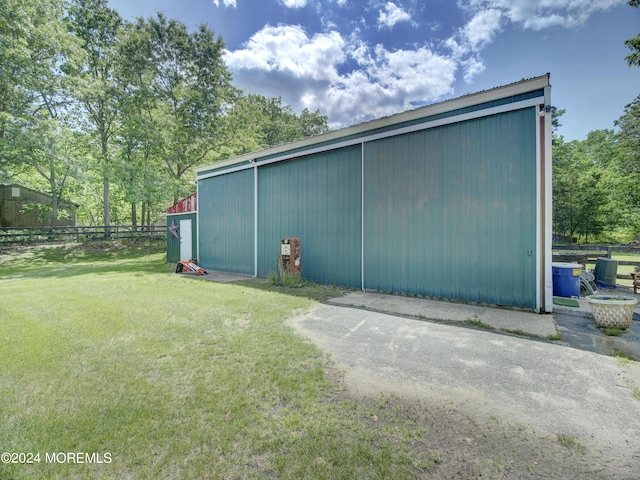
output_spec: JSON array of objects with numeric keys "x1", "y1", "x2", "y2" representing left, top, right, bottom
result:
[{"x1": 165, "y1": 193, "x2": 197, "y2": 214}]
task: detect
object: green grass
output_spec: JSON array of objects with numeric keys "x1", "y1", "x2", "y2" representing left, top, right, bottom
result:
[
  {"x1": 611, "y1": 252, "x2": 640, "y2": 288},
  {"x1": 461, "y1": 317, "x2": 496, "y2": 331},
  {"x1": 0, "y1": 241, "x2": 438, "y2": 479},
  {"x1": 556, "y1": 435, "x2": 586, "y2": 452},
  {"x1": 605, "y1": 328, "x2": 624, "y2": 336}
]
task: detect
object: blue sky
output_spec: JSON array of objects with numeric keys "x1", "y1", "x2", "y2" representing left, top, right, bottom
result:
[{"x1": 107, "y1": 0, "x2": 639, "y2": 141}]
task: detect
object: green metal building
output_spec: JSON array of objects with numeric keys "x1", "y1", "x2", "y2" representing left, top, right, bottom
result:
[{"x1": 195, "y1": 75, "x2": 553, "y2": 312}]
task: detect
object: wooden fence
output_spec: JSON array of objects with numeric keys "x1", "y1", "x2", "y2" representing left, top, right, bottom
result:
[
  {"x1": 0, "y1": 225, "x2": 165, "y2": 244},
  {"x1": 553, "y1": 245, "x2": 640, "y2": 282}
]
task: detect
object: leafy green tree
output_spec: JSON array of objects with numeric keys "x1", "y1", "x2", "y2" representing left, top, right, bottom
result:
[
  {"x1": 607, "y1": 95, "x2": 640, "y2": 233},
  {"x1": 66, "y1": 0, "x2": 123, "y2": 227},
  {"x1": 299, "y1": 107, "x2": 330, "y2": 138},
  {"x1": 141, "y1": 14, "x2": 235, "y2": 203},
  {"x1": 625, "y1": 0, "x2": 640, "y2": 67},
  {"x1": 225, "y1": 94, "x2": 330, "y2": 152},
  {"x1": 0, "y1": 0, "x2": 85, "y2": 225},
  {"x1": 553, "y1": 131, "x2": 615, "y2": 241},
  {"x1": 18, "y1": 123, "x2": 85, "y2": 226},
  {"x1": 0, "y1": 0, "x2": 79, "y2": 177},
  {"x1": 114, "y1": 20, "x2": 169, "y2": 225}
]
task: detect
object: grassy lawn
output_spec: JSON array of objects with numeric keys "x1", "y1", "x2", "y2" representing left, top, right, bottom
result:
[
  {"x1": 0, "y1": 241, "x2": 436, "y2": 479},
  {"x1": 611, "y1": 252, "x2": 639, "y2": 288}
]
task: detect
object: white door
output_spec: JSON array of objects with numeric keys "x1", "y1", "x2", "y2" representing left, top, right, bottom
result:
[{"x1": 179, "y1": 219, "x2": 192, "y2": 261}]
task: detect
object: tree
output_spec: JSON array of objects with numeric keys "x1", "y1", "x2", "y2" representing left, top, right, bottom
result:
[
  {"x1": 66, "y1": 0, "x2": 123, "y2": 227},
  {"x1": 114, "y1": 20, "x2": 169, "y2": 226},
  {"x1": 551, "y1": 106, "x2": 565, "y2": 143},
  {"x1": 625, "y1": 0, "x2": 640, "y2": 67},
  {"x1": 0, "y1": 0, "x2": 85, "y2": 225},
  {"x1": 552, "y1": 131, "x2": 615, "y2": 241},
  {"x1": 225, "y1": 94, "x2": 330, "y2": 152},
  {"x1": 608, "y1": 95, "x2": 640, "y2": 232},
  {"x1": 19, "y1": 123, "x2": 85, "y2": 226},
  {"x1": 299, "y1": 107, "x2": 330, "y2": 138},
  {"x1": 0, "y1": 0, "x2": 79, "y2": 177},
  {"x1": 141, "y1": 14, "x2": 235, "y2": 203}
]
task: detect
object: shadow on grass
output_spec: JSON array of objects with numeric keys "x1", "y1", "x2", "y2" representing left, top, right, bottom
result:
[
  {"x1": 232, "y1": 277, "x2": 354, "y2": 303},
  {"x1": 0, "y1": 239, "x2": 169, "y2": 279}
]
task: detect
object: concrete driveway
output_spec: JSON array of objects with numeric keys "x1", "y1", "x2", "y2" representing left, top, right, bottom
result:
[{"x1": 288, "y1": 293, "x2": 640, "y2": 476}]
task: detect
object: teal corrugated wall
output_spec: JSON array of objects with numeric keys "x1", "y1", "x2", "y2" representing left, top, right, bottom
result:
[
  {"x1": 198, "y1": 169, "x2": 254, "y2": 274},
  {"x1": 257, "y1": 146, "x2": 362, "y2": 287},
  {"x1": 363, "y1": 108, "x2": 537, "y2": 308},
  {"x1": 166, "y1": 213, "x2": 197, "y2": 263}
]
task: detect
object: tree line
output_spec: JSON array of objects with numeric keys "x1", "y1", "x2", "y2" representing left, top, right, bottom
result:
[
  {"x1": 553, "y1": 97, "x2": 640, "y2": 243},
  {"x1": 0, "y1": 0, "x2": 329, "y2": 227}
]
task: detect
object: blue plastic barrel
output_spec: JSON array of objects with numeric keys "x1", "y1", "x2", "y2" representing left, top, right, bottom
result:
[{"x1": 552, "y1": 262, "x2": 582, "y2": 298}]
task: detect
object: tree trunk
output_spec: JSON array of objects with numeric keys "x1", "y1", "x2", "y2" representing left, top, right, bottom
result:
[
  {"x1": 141, "y1": 202, "x2": 146, "y2": 230},
  {"x1": 103, "y1": 177, "x2": 110, "y2": 233},
  {"x1": 101, "y1": 131, "x2": 111, "y2": 232},
  {"x1": 50, "y1": 163, "x2": 58, "y2": 229},
  {"x1": 132, "y1": 202, "x2": 137, "y2": 230}
]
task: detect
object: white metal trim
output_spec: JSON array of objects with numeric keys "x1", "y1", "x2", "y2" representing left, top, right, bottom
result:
[
  {"x1": 196, "y1": 182, "x2": 200, "y2": 263},
  {"x1": 535, "y1": 108, "x2": 542, "y2": 313},
  {"x1": 166, "y1": 211, "x2": 197, "y2": 216},
  {"x1": 197, "y1": 96, "x2": 545, "y2": 181},
  {"x1": 543, "y1": 86, "x2": 553, "y2": 313}
]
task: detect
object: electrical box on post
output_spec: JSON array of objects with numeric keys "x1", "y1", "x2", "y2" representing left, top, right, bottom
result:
[{"x1": 278, "y1": 238, "x2": 301, "y2": 279}]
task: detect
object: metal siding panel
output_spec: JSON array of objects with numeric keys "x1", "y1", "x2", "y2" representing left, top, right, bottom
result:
[
  {"x1": 198, "y1": 170, "x2": 254, "y2": 274},
  {"x1": 257, "y1": 146, "x2": 362, "y2": 287},
  {"x1": 364, "y1": 108, "x2": 537, "y2": 308}
]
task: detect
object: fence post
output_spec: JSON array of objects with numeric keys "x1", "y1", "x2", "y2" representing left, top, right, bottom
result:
[{"x1": 607, "y1": 246, "x2": 612, "y2": 259}]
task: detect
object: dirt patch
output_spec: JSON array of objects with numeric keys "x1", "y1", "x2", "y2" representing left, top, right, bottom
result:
[{"x1": 323, "y1": 363, "x2": 626, "y2": 479}]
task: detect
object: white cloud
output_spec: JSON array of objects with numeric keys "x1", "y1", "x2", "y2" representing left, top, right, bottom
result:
[
  {"x1": 461, "y1": 56, "x2": 485, "y2": 83},
  {"x1": 225, "y1": 25, "x2": 345, "y2": 80},
  {"x1": 225, "y1": 25, "x2": 456, "y2": 128},
  {"x1": 212, "y1": 0, "x2": 236, "y2": 7},
  {"x1": 377, "y1": 2, "x2": 412, "y2": 30},
  {"x1": 463, "y1": 8, "x2": 501, "y2": 50},
  {"x1": 280, "y1": 0, "x2": 308, "y2": 8},
  {"x1": 445, "y1": 0, "x2": 622, "y2": 84},
  {"x1": 460, "y1": 0, "x2": 626, "y2": 31}
]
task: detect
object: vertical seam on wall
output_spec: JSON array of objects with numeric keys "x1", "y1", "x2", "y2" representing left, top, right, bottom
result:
[
  {"x1": 254, "y1": 164, "x2": 258, "y2": 277},
  {"x1": 361, "y1": 142, "x2": 365, "y2": 292}
]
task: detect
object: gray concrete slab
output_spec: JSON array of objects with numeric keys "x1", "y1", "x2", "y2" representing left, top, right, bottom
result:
[
  {"x1": 328, "y1": 291, "x2": 558, "y2": 338},
  {"x1": 178, "y1": 270, "x2": 253, "y2": 283},
  {"x1": 289, "y1": 302, "x2": 640, "y2": 476}
]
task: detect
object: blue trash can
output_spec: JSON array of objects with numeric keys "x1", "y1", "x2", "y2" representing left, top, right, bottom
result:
[{"x1": 552, "y1": 262, "x2": 582, "y2": 298}]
